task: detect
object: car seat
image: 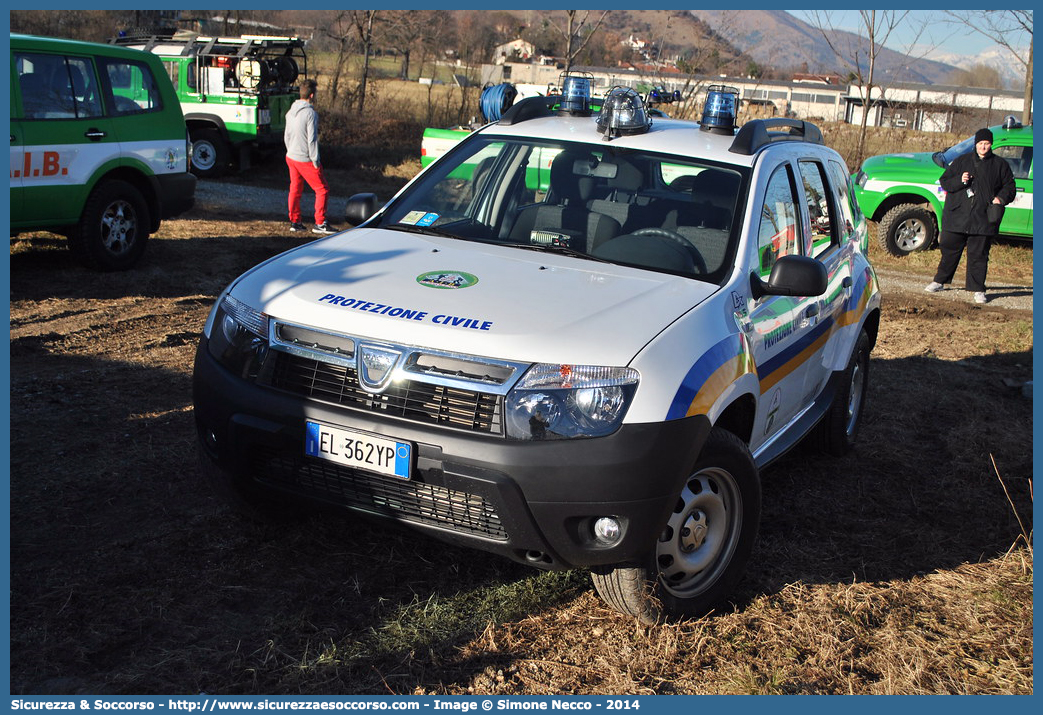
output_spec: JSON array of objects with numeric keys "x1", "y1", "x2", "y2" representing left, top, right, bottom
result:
[{"x1": 509, "y1": 149, "x2": 620, "y2": 252}]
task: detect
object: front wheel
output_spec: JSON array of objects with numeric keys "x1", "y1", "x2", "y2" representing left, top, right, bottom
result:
[
  {"x1": 876, "y1": 203, "x2": 937, "y2": 256},
  {"x1": 591, "y1": 427, "x2": 761, "y2": 625}
]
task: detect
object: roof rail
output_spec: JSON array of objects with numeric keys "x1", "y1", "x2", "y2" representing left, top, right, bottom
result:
[
  {"x1": 729, "y1": 118, "x2": 823, "y2": 155},
  {"x1": 112, "y1": 33, "x2": 304, "y2": 55},
  {"x1": 498, "y1": 95, "x2": 560, "y2": 125}
]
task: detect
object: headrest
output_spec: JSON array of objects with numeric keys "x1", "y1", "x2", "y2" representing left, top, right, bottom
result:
[
  {"x1": 550, "y1": 150, "x2": 597, "y2": 203},
  {"x1": 605, "y1": 160, "x2": 643, "y2": 192},
  {"x1": 690, "y1": 169, "x2": 739, "y2": 209}
]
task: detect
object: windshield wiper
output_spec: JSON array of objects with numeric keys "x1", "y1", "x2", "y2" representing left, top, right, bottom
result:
[{"x1": 511, "y1": 242, "x2": 610, "y2": 262}]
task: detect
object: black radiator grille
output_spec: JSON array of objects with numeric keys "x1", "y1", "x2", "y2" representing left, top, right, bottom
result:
[
  {"x1": 253, "y1": 449, "x2": 508, "y2": 540},
  {"x1": 269, "y1": 351, "x2": 502, "y2": 434}
]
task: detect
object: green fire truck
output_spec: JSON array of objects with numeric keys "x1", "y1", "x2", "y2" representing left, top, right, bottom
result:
[{"x1": 113, "y1": 31, "x2": 307, "y2": 178}]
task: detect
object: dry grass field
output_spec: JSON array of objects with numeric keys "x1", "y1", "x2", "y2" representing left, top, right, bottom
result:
[{"x1": 8, "y1": 98, "x2": 1033, "y2": 695}]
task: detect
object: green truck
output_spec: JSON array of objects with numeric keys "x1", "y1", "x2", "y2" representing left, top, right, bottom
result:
[
  {"x1": 853, "y1": 116, "x2": 1033, "y2": 256},
  {"x1": 113, "y1": 31, "x2": 307, "y2": 178}
]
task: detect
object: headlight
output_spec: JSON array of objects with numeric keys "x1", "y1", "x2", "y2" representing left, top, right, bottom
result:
[
  {"x1": 854, "y1": 170, "x2": 867, "y2": 188},
  {"x1": 207, "y1": 295, "x2": 269, "y2": 378},
  {"x1": 505, "y1": 364, "x2": 639, "y2": 440}
]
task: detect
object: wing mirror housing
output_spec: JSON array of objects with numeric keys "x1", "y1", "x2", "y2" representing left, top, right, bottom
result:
[
  {"x1": 751, "y1": 254, "x2": 828, "y2": 299},
  {"x1": 344, "y1": 193, "x2": 380, "y2": 227}
]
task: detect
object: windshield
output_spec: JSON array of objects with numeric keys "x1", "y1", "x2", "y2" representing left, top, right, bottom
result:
[
  {"x1": 938, "y1": 134, "x2": 978, "y2": 166},
  {"x1": 377, "y1": 135, "x2": 746, "y2": 283}
]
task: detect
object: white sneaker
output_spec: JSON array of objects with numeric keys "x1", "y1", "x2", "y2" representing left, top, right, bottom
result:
[
  {"x1": 973, "y1": 292, "x2": 987, "y2": 304},
  {"x1": 924, "y1": 281, "x2": 944, "y2": 293}
]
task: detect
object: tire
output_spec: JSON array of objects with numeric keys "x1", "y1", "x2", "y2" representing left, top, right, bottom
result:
[
  {"x1": 190, "y1": 128, "x2": 231, "y2": 178},
  {"x1": 68, "y1": 179, "x2": 150, "y2": 271},
  {"x1": 591, "y1": 427, "x2": 761, "y2": 625},
  {"x1": 196, "y1": 444, "x2": 301, "y2": 524},
  {"x1": 876, "y1": 203, "x2": 937, "y2": 256},
  {"x1": 814, "y1": 330, "x2": 871, "y2": 456}
]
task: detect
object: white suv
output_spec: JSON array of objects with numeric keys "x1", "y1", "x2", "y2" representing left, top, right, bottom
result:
[{"x1": 193, "y1": 85, "x2": 880, "y2": 624}]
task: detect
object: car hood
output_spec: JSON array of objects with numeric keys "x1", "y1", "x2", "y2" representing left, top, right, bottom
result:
[
  {"x1": 228, "y1": 227, "x2": 717, "y2": 367},
  {"x1": 861, "y1": 151, "x2": 942, "y2": 179}
]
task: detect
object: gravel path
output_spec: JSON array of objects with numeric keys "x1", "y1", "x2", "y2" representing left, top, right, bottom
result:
[
  {"x1": 195, "y1": 179, "x2": 351, "y2": 221},
  {"x1": 195, "y1": 180, "x2": 1033, "y2": 312}
]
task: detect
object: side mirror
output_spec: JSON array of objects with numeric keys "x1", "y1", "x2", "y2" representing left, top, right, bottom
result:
[
  {"x1": 344, "y1": 193, "x2": 380, "y2": 227},
  {"x1": 751, "y1": 254, "x2": 828, "y2": 299}
]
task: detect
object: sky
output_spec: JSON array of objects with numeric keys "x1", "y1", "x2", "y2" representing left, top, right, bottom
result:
[{"x1": 785, "y1": 9, "x2": 1030, "y2": 62}]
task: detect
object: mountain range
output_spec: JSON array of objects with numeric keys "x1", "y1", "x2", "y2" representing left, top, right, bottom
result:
[{"x1": 688, "y1": 9, "x2": 975, "y2": 86}]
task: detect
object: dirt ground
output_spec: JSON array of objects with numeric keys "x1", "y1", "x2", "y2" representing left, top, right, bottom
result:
[{"x1": 8, "y1": 183, "x2": 1034, "y2": 694}]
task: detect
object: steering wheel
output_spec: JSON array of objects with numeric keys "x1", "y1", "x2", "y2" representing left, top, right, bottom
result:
[{"x1": 632, "y1": 228, "x2": 707, "y2": 274}]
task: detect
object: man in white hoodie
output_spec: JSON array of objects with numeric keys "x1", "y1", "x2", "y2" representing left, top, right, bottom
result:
[{"x1": 284, "y1": 79, "x2": 335, "y2": 234}]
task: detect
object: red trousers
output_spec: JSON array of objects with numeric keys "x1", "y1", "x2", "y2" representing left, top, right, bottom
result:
[{"x1": 286, "y1": 156, "x2": 329, "y2": 225}]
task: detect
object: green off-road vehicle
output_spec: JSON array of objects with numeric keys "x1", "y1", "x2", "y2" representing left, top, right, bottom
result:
[
  {"x1": 113, "y1": 30, "x2": 307, "y2": 178},
  {"x1": 853, "y1": 116, "x2": 1033, "y2": 256}
]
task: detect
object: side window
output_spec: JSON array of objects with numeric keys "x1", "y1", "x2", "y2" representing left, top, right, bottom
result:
[
  {"x1": 164, "y1": 61, "x2": 180, "y2": 92},
  {"x1": 993, "y1": 145, "x2": 1033, "y2": 180},
  {"x1": 15, "y1": 52, "x2": 103, "y2": 120},
  {"x1": 798, "y1": 160, "x2": 838, "y2": 258},
  {"x1": 757, "y1": 164, "x2": 801, "y2": 277},
  {"x1": 828, "y1": 159, "x2": 861, "y2": 239},
  {"x1": 98, "y1": 57, "x2": 164, "y2": 115},
  {"x1": 186, "y1": 60, "x2": 198, "y2": 92}
]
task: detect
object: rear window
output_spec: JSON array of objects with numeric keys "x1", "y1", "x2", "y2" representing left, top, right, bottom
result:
[{"x1": 98, "y1": 56, "x2": 164, "y2": 115}]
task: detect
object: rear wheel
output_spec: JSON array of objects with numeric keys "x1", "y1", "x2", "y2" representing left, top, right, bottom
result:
[
  {"x1": 591, "y1": 427, "x2": 761, "y2": 624},
  {"x1": 877, "y1": 203, "x2": 937, "y2": 256},
  {"x1": 68, "y1": 179, "x2": 150, "y2": 271},
  {"x1": 191, "y1": 128, "x2": 231, "y2": 178}
]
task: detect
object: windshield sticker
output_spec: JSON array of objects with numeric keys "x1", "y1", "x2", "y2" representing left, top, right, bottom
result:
[
  {"x1": 398, "y1": 211, "x2": 428, "y2": 225},
  {"x1": 416, "y1": 271, "x2": 479, "y2": 290},
  {"x1": 317, "y1": 293, "x2": 493, "y2": 331}
]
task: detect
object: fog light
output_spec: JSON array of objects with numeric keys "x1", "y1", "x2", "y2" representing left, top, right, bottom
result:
[{"x1": 593, "y1": 517, "x2": 622, "y2": 545}]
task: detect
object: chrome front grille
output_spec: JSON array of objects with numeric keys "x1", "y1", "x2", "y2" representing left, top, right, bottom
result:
[{"x1": 269, "y1": 351, "x2": 504, "y2": 434}]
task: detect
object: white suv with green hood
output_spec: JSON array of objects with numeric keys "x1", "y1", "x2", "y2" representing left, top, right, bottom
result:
[{"x1": 854, "y1": 116, "x2": 1033, "y2": 256}]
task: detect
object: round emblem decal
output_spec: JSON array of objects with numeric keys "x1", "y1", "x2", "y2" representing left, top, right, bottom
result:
[{"x1": 416, "y1": 271, "x2": 479, "y2": 290}]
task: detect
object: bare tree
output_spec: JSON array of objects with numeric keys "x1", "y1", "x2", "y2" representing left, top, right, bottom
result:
[
  {"x1": 550, "y1": 10, "x2": 611, "y2": 73},
  {"x1": 350, "y1": 10, "x2": 379, "y2": 114},
  {"x1": 321, "y1": 12, "x2": 360, "y2": 110},
  {"x1": 943, "y1": 10, "x2": 1033, "y2": 125},
  {"x1": 947, "y1": 63, "x2": 1006, "y2": 91},
  {"x1": 804, "y1": 10, "x2": 928, "y2": 167}
]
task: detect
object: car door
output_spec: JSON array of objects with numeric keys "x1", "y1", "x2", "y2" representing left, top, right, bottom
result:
[
  {"x1": 13, "y1": 49, "x2": 118, "y2": 227},
  {"x1": 795, "y1": 157, "x2": 853, "y2": 408},
  {"x1": 991, "y1": 142, "x2": 1033, "y2": 236},
  {"x1": 748, "y1": 160, "x2": 825, "y2": 445}
]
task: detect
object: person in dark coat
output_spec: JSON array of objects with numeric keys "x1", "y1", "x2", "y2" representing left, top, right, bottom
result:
[{"x1": 925, "y1": 127, "x2": 1016, "y2": 303}]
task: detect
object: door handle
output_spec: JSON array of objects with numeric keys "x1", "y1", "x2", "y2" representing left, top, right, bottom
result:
[
  {"x1": 84, "y1": 128, "x2": 106, "y2": 141},
  {"x1": 801, "y1": 303, "x2": 820, "y2": 328}
]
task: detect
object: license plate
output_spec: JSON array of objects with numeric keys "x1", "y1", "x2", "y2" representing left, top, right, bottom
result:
[{"x1": 305, "y1": 421, "x2": 412, "y2": 479}]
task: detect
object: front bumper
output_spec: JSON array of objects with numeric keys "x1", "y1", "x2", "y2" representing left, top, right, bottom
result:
[{"x1": 193, "y1": 337, "x2": 711, "y2": 570}]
